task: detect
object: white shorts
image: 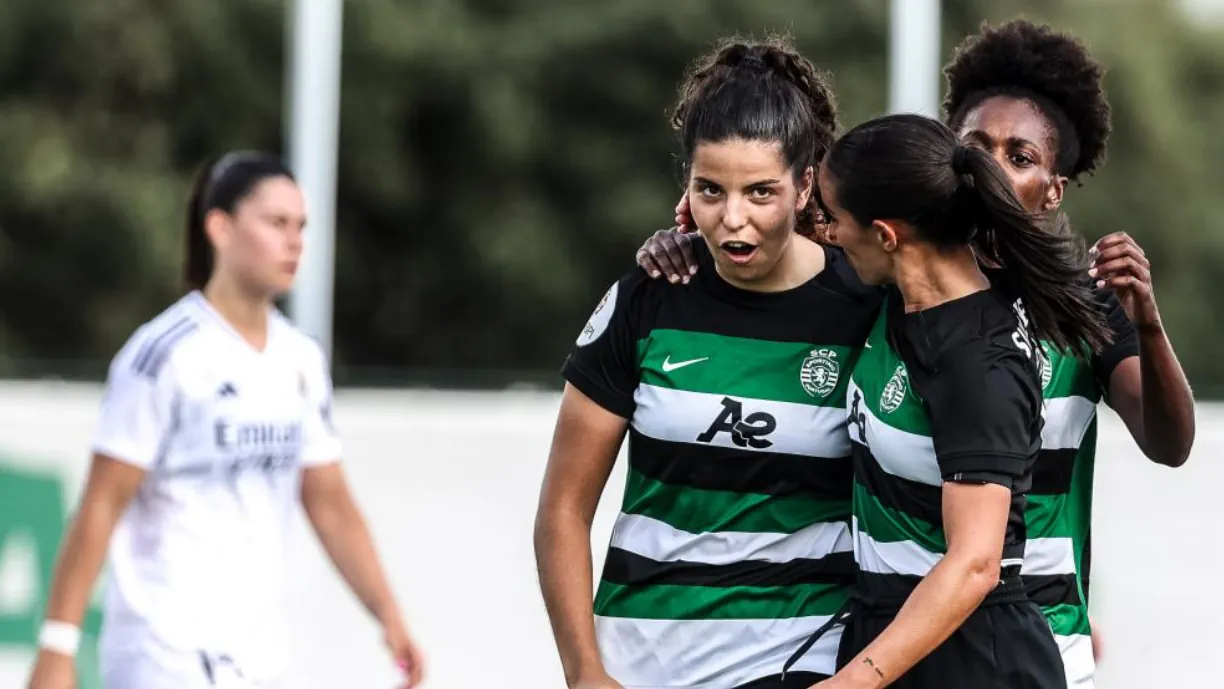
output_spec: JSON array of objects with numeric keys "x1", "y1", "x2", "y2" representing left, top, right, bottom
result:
[{"x1": 101, "y1": 649, "x2": 282, "y2": 689}]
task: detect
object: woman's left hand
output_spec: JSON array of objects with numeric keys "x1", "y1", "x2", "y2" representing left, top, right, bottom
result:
[{"x1": 1089, "y1": 232, "x2": 1160, "y2": 329}]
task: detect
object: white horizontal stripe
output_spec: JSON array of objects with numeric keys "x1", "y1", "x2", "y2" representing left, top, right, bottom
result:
[
  {"x1": 853, "y1": 518, "x2": 942, "y2": 576},
  {"x1": 610, "y1": 512, "x2": 852, "y2": 566},
  {"x1": 597, "y1": 615, "x2": 842, "y2": 688},
  {"x1": 632, "y1": 384, "x2": 850, "y2": 459},
  {"x1": 1054, "y1": 633, "x2": 1095, "y2": 689},
  {"x1": 1042, "y1": 396, "x2": 1097, "y2": 451},
  {"x1": 848, "y1": 380, "x2": 940, "y2": 487},
  {"x1": 1023, "y1": 537, "x2": 1077, "y2": 576}
]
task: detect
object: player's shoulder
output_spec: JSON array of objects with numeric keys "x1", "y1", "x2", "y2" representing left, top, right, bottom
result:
[
  {"x1": 111, "y1": 292, "x2": 209, "y2": 381},
  {"x1": 271, "y1": 310, "x2": 331, "y2": 372},
  {"x1": 819, "y1": 246, "x2": 888, "y2": 308},
  {"x1": 894, "y1": 287, "x2": 1034, "y2": 380},
  {"x1": 939, "y1": 294, "x2": 1041, "y2": 404},
  {"x1": 573, "y1": 265, "x2": 655, "y2": 348}
]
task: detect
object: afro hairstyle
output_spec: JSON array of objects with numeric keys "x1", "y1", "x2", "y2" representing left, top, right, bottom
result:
[{"x1": 943, "y1": 19, "x2": 1111, "y2": 181}]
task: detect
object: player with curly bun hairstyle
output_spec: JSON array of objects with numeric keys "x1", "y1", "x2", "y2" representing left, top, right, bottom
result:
[{"x1": 536, "y1": 37, "x2": 883, "y2": 689}]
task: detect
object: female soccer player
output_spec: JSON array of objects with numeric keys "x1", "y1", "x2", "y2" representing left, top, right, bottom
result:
[
  {"x1": 535, "y1": 39, "x2": 881, "y2": 689},
  {"x1": 26, "y1": 152, "x2": 425, "y2": 689},
  {"x1": 637, "y1": 19, "x2": 1196, "y2": 688},
  {"x1": 942, "y1": 19, "x2": 1194, "y2": 685},
  {"x1": 811, "y1": 113, "x2": 1106, "y2": 688}
]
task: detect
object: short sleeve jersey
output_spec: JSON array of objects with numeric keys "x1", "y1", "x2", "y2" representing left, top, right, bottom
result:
[
  {"x1": 1022, "y1": 286, "x2": 1138, "y2": 673},
  {"x1": 846, "y1": 287, "x2": 1044, "y2": 608},
  {"x1": 92, "y1": 291, "x2": 339, "y2": 681},
  {"x1": 562, "y1": 242, "x2": 883, "y2": 687}
]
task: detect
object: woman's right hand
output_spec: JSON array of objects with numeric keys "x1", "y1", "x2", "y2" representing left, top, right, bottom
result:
[
  {"x1": 26, "y1": 651, "x2": 76, "y2": 689},
  {"x1": 635, "y1": 193, "x2": 700, "y2": 282}
]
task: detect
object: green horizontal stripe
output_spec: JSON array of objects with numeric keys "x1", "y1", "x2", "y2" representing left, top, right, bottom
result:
[
  {"x1": 1027, "y1": 432, "x2": 1095, "y2": 578},
  {"x1": 594, "y1": 580, "x2": 852, "y2": 620},
  {"x1": 1042, "y1": 602, "x2": 1091, "y2": 637},
  {"x1": 1025, "y1": 494, "x2": 1075, "y2": 540},
  {"x1": 637, "y1": 329, "x2": 856, "y2": 408},
  {"x1": 624, "y1": 469, "x2": 850, "y2": 534},
  {"x1": 853, "y1": 482, "x2": 946, "y2": 553},
  {"x1": 1041, "y1": 344, "x2": 1101, "y2": 402}
]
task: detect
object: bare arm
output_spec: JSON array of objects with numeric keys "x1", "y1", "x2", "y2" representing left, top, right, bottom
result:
[
  {"x1": 42, "y1": 455, "x2": 144, "y2": 628},
  {"x1": 301, "y1": 463, "x2": 401, "y2": 624},
  {"x1": 1092, "y1": 231, "x2": 1195, "y2": 467},
  {"x1": 28, "y1": 455, "x2": 145, "y2": 688},
  {"x1": 534, "y1": 384, "x2": 628, "y2": 688},
  {"x1": 1107, "y1": 342, "x2": 1195, "y2": 467},
  {"x1": 830, "y1": 482, "x2": 1010, "y2": 688}
]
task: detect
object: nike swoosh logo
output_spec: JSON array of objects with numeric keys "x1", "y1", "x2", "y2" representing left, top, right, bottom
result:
[{"x1": 661, "y1": 356, "x2": 709, "y2": 373}]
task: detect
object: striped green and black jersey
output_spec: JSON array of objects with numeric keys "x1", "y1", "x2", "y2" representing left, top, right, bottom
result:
[
  {"x1": 561, "y1": 243, "x2": 882, "y2": 688},
  {"x1": 1026, "y1": 290, "x2": 1138, "y2": 688},
  {"x1": 846, "y1": 288, "x2": 1044, "y2": 609}
]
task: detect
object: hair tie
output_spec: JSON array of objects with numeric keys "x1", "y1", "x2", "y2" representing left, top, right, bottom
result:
[{"x1": 952, "y1": 145, "x2": 972, "y2": 174}]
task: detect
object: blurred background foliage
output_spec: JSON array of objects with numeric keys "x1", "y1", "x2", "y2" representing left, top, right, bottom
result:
[{"x1": 1, "y1": 0, "x2": 1221, "y2": 392}]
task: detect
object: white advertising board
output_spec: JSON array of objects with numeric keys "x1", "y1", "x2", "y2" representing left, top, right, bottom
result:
[{"x1": 0, "y1": 382, "x2": 1217, "y2": 688}]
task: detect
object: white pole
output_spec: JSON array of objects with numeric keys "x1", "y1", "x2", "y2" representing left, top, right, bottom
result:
[
  {"x1": 286, "y1": 0, "x2": 344, "y2": 360},
  {"x1": 889, "y1": 0, "x2": 941, "y2": 117}
]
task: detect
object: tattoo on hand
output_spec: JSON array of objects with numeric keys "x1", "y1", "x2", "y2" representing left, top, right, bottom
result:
[{"x1": 862, "y1": 657, "x2": 885, "y2": 679}]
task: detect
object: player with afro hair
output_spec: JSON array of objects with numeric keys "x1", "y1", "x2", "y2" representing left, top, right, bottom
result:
[
  {"x1": 942, "y1": 18, "x2": 1196, "y2": 689},
  {"x1": 945, "y1": 18, "x2": 1111, "y2": 185}
]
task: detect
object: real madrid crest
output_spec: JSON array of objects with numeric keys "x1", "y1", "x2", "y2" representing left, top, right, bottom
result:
[
  {"x1": 880, "y1": 364, "x2": 908, "y2": 413},
  {"x1": 800, "y1": 348, "x2": 840, "y2": 398}
]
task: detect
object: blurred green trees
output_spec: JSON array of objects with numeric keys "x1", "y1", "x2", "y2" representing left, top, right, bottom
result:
[{"x1": 1, "y1": 0, "x2": 1221, "y2": 391}]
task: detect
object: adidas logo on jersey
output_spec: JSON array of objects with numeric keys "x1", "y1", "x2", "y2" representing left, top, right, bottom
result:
[{"x1": 216, "y1": 382, "x2": 238, "y2": 398}]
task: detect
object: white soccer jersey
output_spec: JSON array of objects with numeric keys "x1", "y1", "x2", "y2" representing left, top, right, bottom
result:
[{"x1": 92, "y1": 291, "x2": 341, "y2": 686}]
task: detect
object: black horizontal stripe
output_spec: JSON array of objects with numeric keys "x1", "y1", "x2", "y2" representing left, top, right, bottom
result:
[
  {"x1": 852, "y1": 443, "x2": 942, "y2": 526},
  {"x1": 858, "y1": 571, "x2": 1028, "y2": 612},
  {"x1": 854, "y1": 444, "x2": 1031, "y2": 565},
  {"x1": 602, "y1": 547, "x2": 856, "y2": 588},
  {"x1": 651, "y1": 296, "x2": 877, "y2": 347},
  {"x1": 1030, "y1": 448, "x2": 1077, "y2": 495},
  {"x1": 629, "y1": 429, "x2": 852, "y2": 500},
  {"x1": 1023, "y1": 573, "x2": 1082, "y2": 608},
  {"x1": 645, "y1": 245, "x2": 882, "y2": 347}
]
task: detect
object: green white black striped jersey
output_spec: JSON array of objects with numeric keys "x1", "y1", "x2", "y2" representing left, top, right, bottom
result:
[
  {"x1": 846, "y1": 287, "x2": 1044, "y2": 609},
  {"x1": 562, "y1": 243, "x2": 882, "y2": 688},
  {"x1": 1026, "y1": 289, "x2": 1138, "y2": 689}
]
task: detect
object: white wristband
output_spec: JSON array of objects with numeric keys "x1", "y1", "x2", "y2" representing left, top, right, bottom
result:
[{"x1": 38, "y1": 620, "x2": 81, "y2": 657}]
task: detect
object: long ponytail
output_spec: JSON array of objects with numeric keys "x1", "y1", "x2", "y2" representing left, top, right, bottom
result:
[
  {"x1": 825, "y1": 113, "x2": 1110, "y2": 355},
  {"x1": 955, "y1": 144, "x2": 1109, "y2": 353},
  {"x1": 184, "y1": 156, "x2": 223, "y2": 292}
]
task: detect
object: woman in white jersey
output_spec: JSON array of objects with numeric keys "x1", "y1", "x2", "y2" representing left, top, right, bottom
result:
[{"x1": 26, "y1": 152, "x2": 425, "y2": 689}]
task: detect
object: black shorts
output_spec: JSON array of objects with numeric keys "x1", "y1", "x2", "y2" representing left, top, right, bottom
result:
[
  {"x1": 734, "y1": 672, "x2": 829, "y2": 689},
  {"x1": 837, "y1": 599, "x2": 1067, "y2": 689}
]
